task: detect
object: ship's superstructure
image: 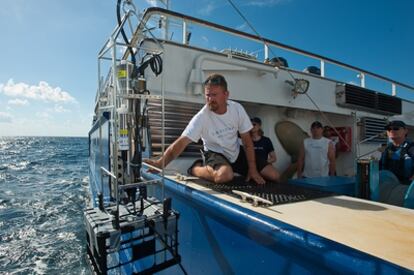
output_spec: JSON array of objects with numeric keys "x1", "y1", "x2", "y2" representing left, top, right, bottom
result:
[{"x1": 86, "y1": 1, "x2": 414, "y2": 274}]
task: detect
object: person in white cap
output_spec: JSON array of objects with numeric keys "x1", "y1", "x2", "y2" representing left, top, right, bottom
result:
[
  {"x1": 297, "y1": 121, "x2": 336, "y2": 178},
  {"x1": 378, "y1": 120, "x2": 414, "y2": 206},
  {"x1": 380, "y1": 120, "x2": 414, "y2": 185}
]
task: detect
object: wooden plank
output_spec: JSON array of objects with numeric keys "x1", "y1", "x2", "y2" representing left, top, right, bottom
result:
[
  {"x1": 170, "y1": 176, "x2": 414, "y2": 270},
  {"x1": 267, "y1": 196, "x2": 414, "y2": 270}
]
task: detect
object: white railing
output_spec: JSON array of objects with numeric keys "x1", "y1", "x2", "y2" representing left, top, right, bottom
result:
[{"x1": 133, "y1": 7, "x2": 413, "y2": 98}]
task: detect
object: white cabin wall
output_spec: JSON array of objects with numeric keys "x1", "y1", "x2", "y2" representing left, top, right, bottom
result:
[
  {"x1": 145, "y1": 42, "x2": 414, "y2": 124},
  {"x1": 243, "y1": 103, "x2": 356, "y2": 177},
  {"x1": 145, "y1": 42, "x2": 355, "y2": 116},
  {"x1": 143, "y1": 41, "x2": 414, "y2": 177}
]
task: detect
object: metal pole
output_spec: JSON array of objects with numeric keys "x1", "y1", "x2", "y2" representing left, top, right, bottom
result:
[
  {"x1": 182, "y1": 20, "x2": 187, "y2": 44},
  {"x1": 264, "y1": 44, "x2": 268, "y2": 61},
  {"x1": 359, "y1": 72, "x2": 365, "y2": 88},
  {"x1": 320, "y1": 59, "x2": 325, "y2": 77},
  {"x1": 392, "y1": 83, "x2": 397, "y2": 96},
  {"x1": 110, "y1": 36, "x2": 120, "y2": 226}
]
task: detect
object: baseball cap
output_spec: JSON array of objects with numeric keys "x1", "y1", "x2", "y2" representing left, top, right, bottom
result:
[
  {"x1": 311, "y1": 121, "x2": 323, "y2": 129},
  {"x1": 384, "y1": 120, "x2": 406, "y2": 129},
  {"x1": 251, "y1": 117, "x2": 262, "y2": 125}
]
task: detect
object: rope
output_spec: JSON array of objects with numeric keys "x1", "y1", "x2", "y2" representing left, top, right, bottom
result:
[
  {"x1": 226, "y1": 0, "x2": 297, "y2": 81},
  {"x1": 226, "y1": 0, "x2": 352, "y2": 151}
]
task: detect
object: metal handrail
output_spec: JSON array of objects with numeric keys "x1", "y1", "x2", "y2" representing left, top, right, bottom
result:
[
  {"x1": 101, "y1": 166, "x2": 116, "y2": 179},
  {"x1": 133, "y1": 7, "x2": 413, "y2": 94},
  {"x1": 95, "y1": 5, "x2": 169, "y2": 210}
]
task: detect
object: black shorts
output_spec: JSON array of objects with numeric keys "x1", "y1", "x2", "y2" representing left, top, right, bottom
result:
[{"x1": 204, "y1": 147, "x2": 268, "y2": 176}]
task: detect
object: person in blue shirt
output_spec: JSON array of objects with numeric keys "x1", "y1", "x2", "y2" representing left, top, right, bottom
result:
[
  {"x1": 380, "y1": 120, "x2": 414, "y2": 185},
  {"x1": 250, "y1": 117, "x2": 280, "y2": 182}
]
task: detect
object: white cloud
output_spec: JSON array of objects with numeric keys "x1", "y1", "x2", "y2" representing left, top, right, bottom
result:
[
  {"x1": 8, "y1": 98, "x2": 29, "y2": 106},
  {"x1": 244, "y1": 0, "x2": 288, "y2": 7},
  {"x1": 198, "y1": 3, "x2": 216, "y2": 16},
  {"x1": 50, "y1": 105, "x2": 70, "y2": 113},
  {"x1": 35, "y1": 112, "x2": 51, "y2": 119},
  {"x1": 114, "y1": 37, "x2": 128, "y2": 55},
  {"x1": 236, "y1": 22, "x2": 248, "y2": 31},
  {"x1": 201, "y1": 36, "x2": 209, "y2": 43},
  {"x1": 145, "y1": 0, "x2": 159, "y2": 7},
  {"x1": 0, "y1": 79, "x2": 77, "y2": 103},
  {"x1": 119, "y1": 45, "x2": 127, "y2": 55},
  {"x1": 0, "y1": 112, "x2": 12, "y2": 123},
  {"x1": 0, "y1": 111, "x2": 90, "y2": 137}
]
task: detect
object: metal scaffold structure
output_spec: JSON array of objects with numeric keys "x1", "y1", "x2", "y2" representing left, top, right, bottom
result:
[{"x1": 85, "y1": 1, "x2": 182, "y2": 274}]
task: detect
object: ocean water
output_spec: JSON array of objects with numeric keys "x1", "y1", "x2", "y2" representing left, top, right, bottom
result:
[{"x1": 0, "y1": 137, "x2": 90, "y2": 274}]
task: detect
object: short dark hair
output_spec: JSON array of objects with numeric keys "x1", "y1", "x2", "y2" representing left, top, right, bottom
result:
[
  {"x1": 204, "y1": 74, "x2": 228, "y2": 91},
  {"x1": 311, "y1": 121, "x2": 323, "y2": 129}
]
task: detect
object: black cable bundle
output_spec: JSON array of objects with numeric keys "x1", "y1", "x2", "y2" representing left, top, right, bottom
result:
[{"x1": 138, "y1": 53, "x2": 163, "y2": 77}]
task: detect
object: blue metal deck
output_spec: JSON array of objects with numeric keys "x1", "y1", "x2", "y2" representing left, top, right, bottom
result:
[
  {"x1": 87, "y1": 119, "x2": 412, "y2": 274},
  {"x1": 141, "y1": 170, "x2": 412, "y2": 275}
]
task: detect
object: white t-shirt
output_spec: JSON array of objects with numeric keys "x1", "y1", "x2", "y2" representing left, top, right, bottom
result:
[
  {"x1": 182, "y1": 100, "x2": 252, "y2": 163},
  {"x1": 303, "y1": 137, "x2": 331, "y2": 178}
]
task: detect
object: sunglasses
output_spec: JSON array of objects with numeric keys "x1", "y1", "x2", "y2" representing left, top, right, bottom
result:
[{"x1": 386, "y1": 127, "x2": 402, "y2": 131}]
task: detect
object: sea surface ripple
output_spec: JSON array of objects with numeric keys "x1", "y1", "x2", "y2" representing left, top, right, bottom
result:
[{"x1": 0, "y1": 137, "x2": 89, "y2": 274}]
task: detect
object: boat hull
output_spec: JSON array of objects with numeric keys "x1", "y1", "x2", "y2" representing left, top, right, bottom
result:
[{"x1": 142, "y1": 170, "x2": 412, "y2": 275}]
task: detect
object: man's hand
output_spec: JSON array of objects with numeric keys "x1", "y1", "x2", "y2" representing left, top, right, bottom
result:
[
  {"x1": 143, "y1": 136, "x2": 192, "y2": 174},
  {"x1": 246, "y1": 169, "x2": 265, "y2": 185},
  {"x1": 143, "y1": 159, "x2": 162, "y2": 173},
  {"x1": 239, "y1": 132, "x2": 265, "y2": 185}
]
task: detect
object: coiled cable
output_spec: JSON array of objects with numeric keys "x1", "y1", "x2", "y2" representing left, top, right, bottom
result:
[{"x1": 138, "y1": 53, "x2": 163, "y2": 76}]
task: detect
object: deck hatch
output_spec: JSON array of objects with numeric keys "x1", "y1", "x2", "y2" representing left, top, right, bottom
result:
[{"x1": 192, "y1": 177, "x2": 331, "y2": 205}]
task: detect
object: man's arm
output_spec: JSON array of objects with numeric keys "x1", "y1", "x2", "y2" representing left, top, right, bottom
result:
[
  {"x1": 327, "y1": 142, "x2": 336, "y2": 176},
  {"x1": 297, "y1": 142, "x2": 305, "y2": 178},
  {"x1": 145, "y1": 136, "x2": 192, "y2": 169},
  {"x1": 240, "y1": 132, "x2": 265, "y2": 184}
]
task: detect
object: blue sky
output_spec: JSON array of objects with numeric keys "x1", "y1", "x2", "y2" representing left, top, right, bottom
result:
[{"x1": 0, "y1": 0, "x2": 413, "y2": 136}]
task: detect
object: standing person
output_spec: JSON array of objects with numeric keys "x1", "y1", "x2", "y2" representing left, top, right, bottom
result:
[
  {"x1": 146, "y1": 74, "x2": 265, "y2": 184},
  {"x1": 250, "y1": 117, "x2": 280, "y2": 182},
  {"x1": 297, "y1": 121, "x2": 335, "y2": 178},
  {"x1": 380, "y1": 120, "x2": 414, "y2": 185}
]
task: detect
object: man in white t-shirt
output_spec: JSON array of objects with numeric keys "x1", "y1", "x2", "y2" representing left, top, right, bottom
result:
[
  {"x1": 297, "y1": 121, "x2": 336, "y2": 178},
  {"x1": 146, "y1": 74, "x2": 266, "y2": 184}
]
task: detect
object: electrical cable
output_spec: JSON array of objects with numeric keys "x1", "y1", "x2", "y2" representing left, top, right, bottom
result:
[
  {"x1": 138, "y1": 53, "x2": 163, "y2": 76},
  {"x1": 304, "y1": 92, "x2": 352, "y2": 151},
  {"x1": 117, "y1": 0, "x2": 138, "y2": 77},
  {"x1": 227, "y1": 0, "x2": 352, "y2": 151},
  {"x1": 226, "y1": 0, "x2": 297, "y2": 81}
]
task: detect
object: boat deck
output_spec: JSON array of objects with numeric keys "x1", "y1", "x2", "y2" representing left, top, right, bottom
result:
[
  {"x1": 160, "y1": 169, "x2": 414, "y2": 271},
  {"x1": 190, "y1": 176, "x2": 331, "y2": 205}
]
